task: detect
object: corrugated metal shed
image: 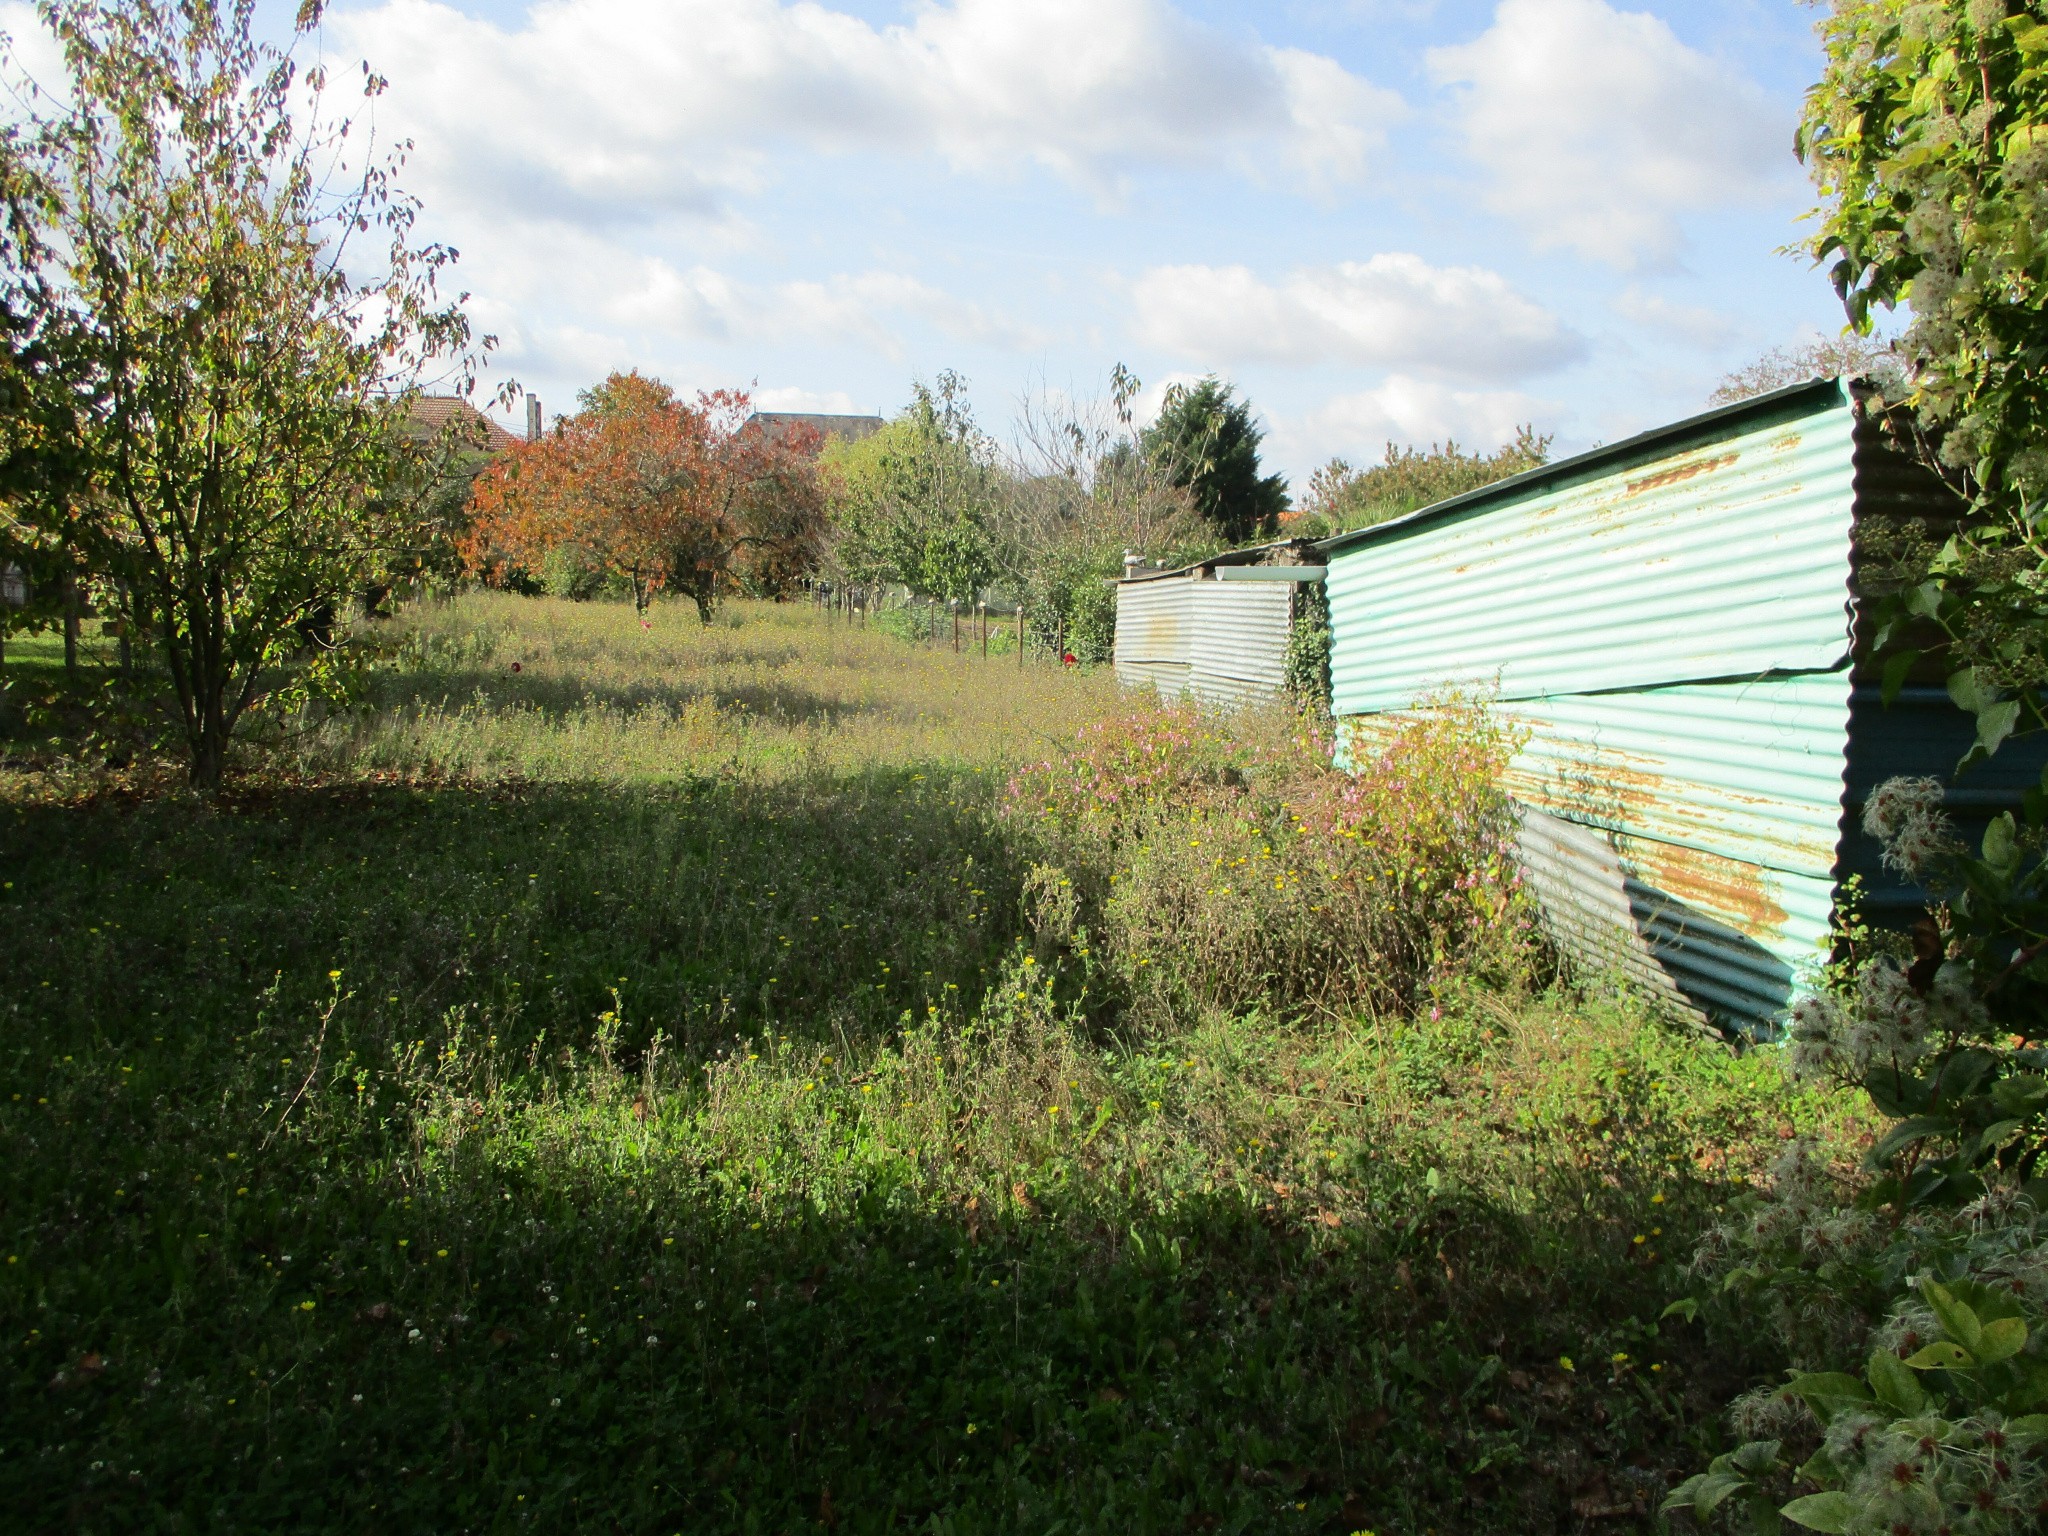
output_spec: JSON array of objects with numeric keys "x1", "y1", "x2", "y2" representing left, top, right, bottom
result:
[
  {"x1": 1114, "y1": 541, "x2": 1324, "y2": 709},
  {"x1": 1323, "y1": 378, "x2": 2045, "y2": 1035},
  {"x1": 1113, "y1": 578, "x2": 1195, "y2": 699},
  {"x1": 1188, "y1": 580, "x2": 1296, "y2": 709}
]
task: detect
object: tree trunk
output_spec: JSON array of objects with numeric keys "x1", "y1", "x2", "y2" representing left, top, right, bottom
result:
[{"x1": 63, "y1": 563, "x2": 78, "y2": 675}]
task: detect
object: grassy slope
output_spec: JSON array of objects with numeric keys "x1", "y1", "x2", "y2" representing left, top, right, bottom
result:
[{"x1": 0, "y1": 597, "x2": 1865, "y2": 1534}]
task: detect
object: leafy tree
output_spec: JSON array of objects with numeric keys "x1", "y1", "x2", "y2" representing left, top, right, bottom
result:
[
  {"x1": 1141, "y1": 377, "x2": 1287, "y2": 546},
  {"x1": 1293, "y1": 428, "x2": 1552, "y2": 538},
  {"x1": 1669, "y1": 9, "x2": 2048, "y2": 1519},
  {"x1": 825, "y1": 372, "x2": 998, "y2": 605},
  {"x1": 1003, "y1": 365, "x2": 1216, "y2": 658},
  {"x1": 466, "y1": 372, "x2": 825, "y2": 622},
  {"x1": 1709, "y1": 333, "x2": 1908, "y2": 405},
  {"x1": 1801, "y1": 0, "x2": 2048, "y2": 754},
  {"x1": 6, "y1": 0, "x2": 482, "y2": 787}
]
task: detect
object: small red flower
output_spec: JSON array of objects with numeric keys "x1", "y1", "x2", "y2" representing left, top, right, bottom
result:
[{"x1": 510, "y1": 661, "x2": 522, "y2": 673}]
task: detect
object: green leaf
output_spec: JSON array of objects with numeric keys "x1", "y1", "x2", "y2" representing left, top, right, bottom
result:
[
  {"x1": 1992, "y1": 1074, "x2": 2048, "y2": 1116},
  {"x1": 1950, "y1": 1279, "x2": 2026, "y2": 1325},
  {"x1": 1781, "y1": 1492, "x2": 1855, "y2": 1533},
  {"x1": 1966, "y1": 1120, "x2": 2024, "y2": 1166},
  {"x1": 1796, "y1": 1445, "x2": 1841, "y2": 1484},
  {"x1": 1730, "y1": 1439, "x2": 1782, "y2": 1476},
  {"x1": 1869, "y1": 1347, "x2": 1930, "y2": 1415},
  {"x1": 1661, "y1": 1474, "x2": 1708, "y2": 1513},
  {"x1": 2004, "y1": 1414, "x2": 2048, "y2": 1443},
  {"x1": 1695, "y1": 1470, "x2": 1751, "y2": 1519},
  {"x1": 1880, "y1": 647, "x2": 1921, "y2": 705},
  {"x1": 1872, "y1": 1115, "x2": 1957, "y2": 1167},
  {"x1": 1787, "y1": 1371, "x2": 1873, "y2": 1426},
  {"x1": 1978, "y1": 700, "x2": 2021, "y2": 756},
  {"x1": 1660, "y1": 1297, "x2": 1699, "y2": 1323},
  {"x1": 1977, "y1": 1315, "x2": 2027, "y2": 1365},
  {"x1": 1904, "y1": 1340, "x2": 1974, "y2": 1370},
  {"x1": 1923, "y1": 1279, "x2": 1985, "y2": 1354},
  {"x1": 1983, "y1": 811, "x2": 2020, "y2": 871}
]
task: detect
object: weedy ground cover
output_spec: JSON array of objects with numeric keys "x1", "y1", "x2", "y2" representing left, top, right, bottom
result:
[{"x1": 0, "y1": 597, "x2": 1869, "y2": 1533}]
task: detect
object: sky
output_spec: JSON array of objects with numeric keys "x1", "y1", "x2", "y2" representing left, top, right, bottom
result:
[{"x1": 11, "y1": 0, "x2": 1855, "y2": 484}]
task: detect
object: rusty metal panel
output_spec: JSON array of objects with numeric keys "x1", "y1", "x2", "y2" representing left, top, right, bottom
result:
[
  {"x1": 1514, "y1": 807, "x2": 1832, "y2": 1031},
  {"x1": 1321, "y1": 383, "x2": 1873, "y2": 1033},
  {"x1": 1505, "y1": 677, "x2": 1851, "y2": 1028},
  {"x1": 1342, "y1": 672, "x2": 1851, "y2": 1030},
  {"x1": 1188, "y1": 580, "x2": 1295, "y2": 709},
  {"x1": 1114, "y1": 577, "x2": 1194, "y2": 699},
  {"x1": 1325, "y1": 387, "x2": 1859, "y2": 716},
  {"x1": 1502, "y1": 676, "x2": 1854, "y2": 880}
]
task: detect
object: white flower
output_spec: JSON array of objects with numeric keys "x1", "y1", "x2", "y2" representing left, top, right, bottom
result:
[
  {"x1": 1863, "y1": 776, "x2": 1953, "y2": 877},
  {"x1": 1850, "y1": 958, "x2": 1930, "y2": 1068},
  {"x1": 1787, "y1": 993, "x2": 1846, "y2": 1081},
  {"x1": 1925, "y1": 960, "x2": 1986, "y2": 1033}
]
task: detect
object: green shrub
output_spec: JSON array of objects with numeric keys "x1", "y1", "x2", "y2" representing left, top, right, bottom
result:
[
  {"x1": 1006, "y1": 698, "x2": 1534, "y2": 1024},
  {"x1": 539, "y1": 542, "x2": 618, "y2": 602},
  {"x1": 1672, "y1": 760, "x2": 2048, "y2": 1533},
  {"x1": 1282, "y1": 581, "x2": 1331, "y2": 709}
]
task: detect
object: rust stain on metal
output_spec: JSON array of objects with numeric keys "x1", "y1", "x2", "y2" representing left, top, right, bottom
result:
[
  {"x1": 1625, "y1": 452, "x2": 1738, "y2": 498},
  {"x1": 1628, "y1": 840, "x2": 1788, "y2": 938},
  {"x1": 1506, "y1": 737, "x2": 1843, "y2": 871}
]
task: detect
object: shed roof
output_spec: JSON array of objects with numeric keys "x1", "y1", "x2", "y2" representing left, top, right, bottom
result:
[
  {"x1": 1316, "y1": 377, "x2": 1853, "y2": 562},
  {"x1": 1117, "y1": 537, "x2": 1326, "y2": 584}
]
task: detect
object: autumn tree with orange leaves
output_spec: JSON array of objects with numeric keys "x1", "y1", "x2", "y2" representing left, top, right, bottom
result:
[{"x1": 464, "y1": 372, "x2": 827, "y2": 621}]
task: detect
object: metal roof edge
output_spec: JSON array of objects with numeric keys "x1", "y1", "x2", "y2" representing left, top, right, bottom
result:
[
  {"x1": 1117, "y1": 536, "x2": 1322, "y2": 584},
  {"x1": 1316, "y1": 376, "x2": 1855, "y2": 562}
]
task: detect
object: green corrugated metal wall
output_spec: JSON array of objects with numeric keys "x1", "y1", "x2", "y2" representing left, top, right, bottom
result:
[{"x1": 1324, "y1": 381, "x2": 1863, "y2": 1031}]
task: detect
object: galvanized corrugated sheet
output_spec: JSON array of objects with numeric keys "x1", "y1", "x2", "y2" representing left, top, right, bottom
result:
[
  {"x1": 1323, "y1": 383, "x2": 1867, "y2": 1033},
  {"x1": 1341, "y1": 676, "x2": 1851, "y2": 1029},
  {"x1": 1503, "y1": 676, "x2": 1853, "y2": 879},
  {"x1": 1327, "y1": 395, "x2": 1859, "y2": 716},
  {"x1": 1114, "y1": 578, "x2": 1194, "y2": 700},
  {"x1": 1187, "y1": 581, "x2": 1294, "y2": 710},
  {"x1": 1116, "y1": 571, "x2": 1316, "y2": 709}
]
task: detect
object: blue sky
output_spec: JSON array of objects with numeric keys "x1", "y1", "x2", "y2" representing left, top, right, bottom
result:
[{"x1": 161, "y1": 1, "x2": 1866, "y2": 481}]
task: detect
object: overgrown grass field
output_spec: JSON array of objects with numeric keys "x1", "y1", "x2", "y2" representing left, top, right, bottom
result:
[{"x1": 1, "y1": 596, "x2": 1868, "y2": 1533}]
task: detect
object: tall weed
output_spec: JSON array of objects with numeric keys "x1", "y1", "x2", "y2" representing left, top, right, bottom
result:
[{"x1": 1008, "y1": 699, "x2": 1534, "y2": 1023}]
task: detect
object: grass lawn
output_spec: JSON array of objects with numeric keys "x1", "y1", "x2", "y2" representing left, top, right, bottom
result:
[{"x1": 0, "y1": 596, "x2": 1866, "y2": 1533}]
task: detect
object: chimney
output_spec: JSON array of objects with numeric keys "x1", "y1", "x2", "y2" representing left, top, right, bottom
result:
[{"x1": 526, "y1": 396, "x2": 543, "y2": 441}]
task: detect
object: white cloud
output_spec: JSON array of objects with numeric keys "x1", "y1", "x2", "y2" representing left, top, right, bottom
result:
[
  {"x1": 601, "y1": 259, "x2": 1047, "y2": 357},
  {"x1": 333, "y1": 0, "x2": 1404, "y2": 222},
  {"x1": 1281, "y1": 375, "x2": 1557, "y2": 470},
  {"x1": 1428, "y1": 0, "x2": 1791, "y2": 267},
  {"x1": 1131, "y1": 254, "x2": 1579, "y2": 380},
  {"x1": 752, "y1": 386, "x2": 865, "y2": 415},
  {"x1": 0, "y1": 2, "x2": 71, "y2": 114},
  {"x1": 1611, "y1": 287, "x2": 1740, "y2": 350}
]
